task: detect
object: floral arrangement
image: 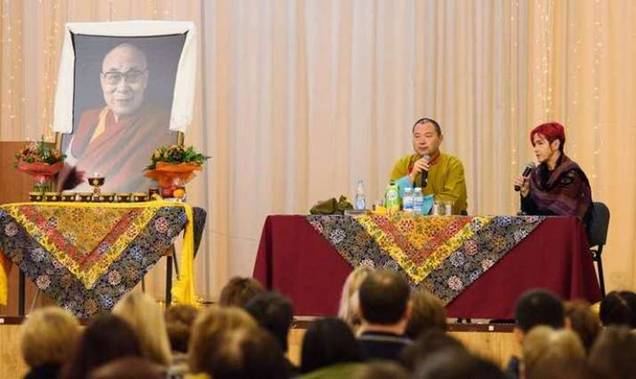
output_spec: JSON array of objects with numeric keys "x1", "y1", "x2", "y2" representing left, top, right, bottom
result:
[
  {"x1": 146, "y1": 145, "x2": 208, "y2": 170},
  {"x1": 145, "y1": 145, "x2": 209, "y2": 197},
  {"x1": 14, "y1": 138, "x2": 65, "y2": 167},
  {"x1": 15, "y1": 138, "x2": 66, "y2": 193}
]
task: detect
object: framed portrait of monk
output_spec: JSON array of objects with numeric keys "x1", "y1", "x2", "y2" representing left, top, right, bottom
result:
[{"x1": 53, "y1": 21, "x2": 197, "y2": 193}]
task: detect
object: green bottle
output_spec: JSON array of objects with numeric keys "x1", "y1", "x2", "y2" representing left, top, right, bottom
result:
[{"x1": 384, "y1": 181, "x2": 401, "y2": 214}]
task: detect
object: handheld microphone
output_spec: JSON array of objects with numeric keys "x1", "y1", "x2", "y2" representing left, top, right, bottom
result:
[
  {"x1": 514, "y1": 163, "x2": 535, "y2": 191},
  {"x1": 420, "y1": 154, "x2": 431, "y2": 188}
]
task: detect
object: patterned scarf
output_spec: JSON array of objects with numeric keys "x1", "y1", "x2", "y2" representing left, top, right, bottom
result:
[{"x1": 529, "y1": 154, "x2": 592, "y2": 219}]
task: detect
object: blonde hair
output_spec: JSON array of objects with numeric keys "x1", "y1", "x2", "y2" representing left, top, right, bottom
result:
[
  {"x1": 20, "y1": 306, "x2": 80, "y2": 368},
  {"x1": 189, "y1": 306, "x2": 258, "y2": 373},
  {"x1": 406, "y1": 289, "x2": 447, "y2": 339},
  {"x1": 522, "y1": 326, "x2": 585, "y2": 377},
  {"x1": 112, "y1": 292, "x2": 172, "y2": 366},
  {"x1": 338, "y1": 267, "x2": 373, "y2": 330}
]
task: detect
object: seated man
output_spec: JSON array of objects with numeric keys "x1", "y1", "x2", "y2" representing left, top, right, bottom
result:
[
  {"x1": 390, "y1": 118, "x2": 467, "y2": 214},
  {"x1": 514, "y1": 122, "x2": 593, "y2": 224},
  {"x1": 60, "y1": 43, "x2": 178, "y2": 193},
  {"x1": 356, "y1": 270, "x2": 412, "y2": 362}
]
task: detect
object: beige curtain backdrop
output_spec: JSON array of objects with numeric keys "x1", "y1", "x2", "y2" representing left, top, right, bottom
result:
[{"x1": 1, "y1": 0, "x2": 634, "y2": 302}]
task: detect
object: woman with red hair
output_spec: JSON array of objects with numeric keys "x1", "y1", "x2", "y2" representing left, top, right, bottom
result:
[{"x1": 513, "y1": 122, "x2": 593, "y2": 224}]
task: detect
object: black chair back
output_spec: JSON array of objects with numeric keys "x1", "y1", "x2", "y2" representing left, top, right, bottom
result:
[{"x1": 588, "y1": 202, "x2": 610, "y2": 247}]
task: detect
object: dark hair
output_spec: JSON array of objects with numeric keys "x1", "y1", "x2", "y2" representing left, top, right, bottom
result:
[
  {"x1": 412, "y1": 118, "x2": 442, "y2": 136},
  {"x1": 244, "y1": 292, "x2": 294, "y2": 353},
  {"x1": 88, "y1": 357, "x2": 163, "y2": 379},
  {"x1": 526, "y1": 357, "x2": 592, "y2": 379},
  {"x1": 197, "y1": 327, "x2": 288, "y2": 379},
  {"x1": 564, "y1": 300, "x2": 601, "y2": 353},
  {"x1": 300, "y1": 318, "x2": 362, "y2": 373},
  {"x1": 219, "y1": 277, "x2": 265, "y2": 307},
  {"x1": 588, "y1": 326, "x2": 636, "y2": 379},
  {"x1": 599, "y1": 290, "x2": 636, "y2": 328},
  {"x1": 165, "y1": 304, "x2": 199, "y2": 353},
  {"x1": 401, "y1": 328, "x2": 466, "y2": 371},
  {"x1": 62, "y1": 314, "x2": 142, "y2": 379},
  {"x1": 414, "y1": 350, "x2": 506, "y2": 379},
  {"x1": 358, "y1": 271, "x2": 410, "y2": 325},
  {"x1": 514, "y1": 289, "x2": 564, "y2": 333},
  {"x1": 405, "y1": 289, "x2": 447, "y2": 339}
]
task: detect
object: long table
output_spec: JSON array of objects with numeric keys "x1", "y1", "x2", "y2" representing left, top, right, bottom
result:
[{"x1": 253, "y1": 214, "x2": 601, "y2": 319}]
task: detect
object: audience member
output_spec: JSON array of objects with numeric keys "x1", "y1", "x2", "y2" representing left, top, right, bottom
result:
[
  {"x1": 164, "y1": 304, "x2": 199, "y2": 377},
  {"x1": 564, "y1": 300, "x2": 601, "y2": 353},
  {"x1": 112, "y1": 292, "x2": 172, "y2": 367},
  {"x1": 588, "y1": 326, "x2": 636, "y2": 379},
  {"x1": 522, "y1": 326, "x2": 585, "y2": 379},
  {"x1": 88, "y1": 357, "x2": 163, "y2": 379},
  {"x1": 357, "y1": 270, "x2": 412, "y2": 361},
  {"x1": 61, "y1": 314, "x2": 142, "y2": 379},
  {"x1": 506, "y1": 289, "x2": 565, "y2": 379},
  {"x1": 401, "y1": 328, "x2": 466, "y2": 372},
  {"x1": 190, "y1": 307, "x2": 288, "y2": 379},
  {"x1": 599, "y1": 290, "x2": 636, "y2": 328},
  {"x1": 338, "y1": 267, "x2": 373, "y2": 332},
  {"x1": 352, "y1": 361, "x2": 410, "y2": 379},
  {"x1": 405, "y1": 288, "x2": 447, "y2": 339},
  {"x1": 244, "y1": 291, "x2": 297, "y2": 376},
  {"x1": 219, "y1": 277, "x2": 265, "y2": 307},
  {"x1": 300, "y1": 317, "x2": 363, "y2": 377},
  {"x1": 21, "y1": 306, "x2": 80, "y2": 379},
  {"x1": 414, "y1": 349, "x2": 506, "y2": 379}
]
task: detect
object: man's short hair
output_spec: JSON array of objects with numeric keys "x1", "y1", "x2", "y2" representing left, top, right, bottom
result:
[
  {"x1": 219, "y1": 277, "x2": 265, "y2": 307},
  {"x1": 358, "y1": 270, "x2": 410, "y2": 325},
  {"x1": 412, "y1": 118, "x2": 442, "y2": 136},
  {"x1": 244, "y1": 292, "x2": 294, "y2": 353},
  {"x1": 514, "y1": 289, "x2": 565, "y2": 333}
]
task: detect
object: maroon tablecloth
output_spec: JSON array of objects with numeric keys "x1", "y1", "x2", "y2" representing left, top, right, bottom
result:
[{"x1": 253, "y1": 215, "x2": 601, "y2": 318}]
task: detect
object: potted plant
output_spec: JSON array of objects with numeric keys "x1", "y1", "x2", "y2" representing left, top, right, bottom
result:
[
  {"x1": 144, "y1": 144, "x2": 209, "y2": 198},
  {"x1": 14, "y1": 138, "x2": 66, "y2": 193}
]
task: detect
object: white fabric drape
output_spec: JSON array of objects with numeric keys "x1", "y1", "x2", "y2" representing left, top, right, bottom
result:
[{"x1": 1, "y1": 0, "x2": 635, "y2": 301}]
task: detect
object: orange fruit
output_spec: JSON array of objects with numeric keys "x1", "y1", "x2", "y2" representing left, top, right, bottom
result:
[{"x1": 173, "y1": 189, "x2": 186, "y2": 198}]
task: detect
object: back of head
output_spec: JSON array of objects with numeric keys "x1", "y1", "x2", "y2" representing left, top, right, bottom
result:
[
  {"x1": 219, "y1": 277, "x2": 265, "y2": 307},
  {"x1": 244, "y1": 291, "x2": 294, "y2": 352},
  {"x1": 21, "y1": 306, "x2": 80, "y2": 369},
  {"x1": 401, "y1": 328, "x2": 466, "y2": 371},
  {"x1": 515, "y1": 289, "x2": 564, "y2": 333},
  {"x1": 112, "y1": 292, "x2": 172, "y2": 366},
  {"x1": 522, "y1": 326, "x2": 585, "y2": 378},
  {"x1": 62, "y1": 314, "x2": 142, "y2": 379},
  {"x1": 353, "y1": 361, "x2": 410, "y2": 379},
  {"x1": 414, "y1": 350, "x2": 506, "y2": 379},
  {"x1": 338, "y1": 267, "x2": 373, "y2": 327},
  {"x1": 564, "y1": 300, "x2": 601, "y2": 352},
  {"x1": 300, "y1": 317, "x2": 362, "y2": 373},
  {"x1": 195, "y1": 326, "x2": 288, "y2": 379},
  {"x1": 88, "y1": 357, "x2": 163, "y2": 379},
  {"x1": 527, "y1": 357, "x2": 592, "y2": 379},
  {"x1": 588, "y1": 326, "x2": 636, "y2": 379},
  {"x1": 405, "y1": 289, "x2": 447, "y2": 339},
  {"x1": 165, "y1": 304, "x2": 199, "y2": 353},
  {"x1": 599, "y1": 290, "x2": 636, "y2": 328},
  {"x1": 189, "y1": 306, "x2": 259, "y2": 373},
  {"x1": 358, "y1": 270, "x2": 410, "y2": 325}
]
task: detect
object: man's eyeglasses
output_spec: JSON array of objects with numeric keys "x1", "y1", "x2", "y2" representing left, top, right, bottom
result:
[{"x1": 101, "y1": 69, "x2": 147, "y2": 85}]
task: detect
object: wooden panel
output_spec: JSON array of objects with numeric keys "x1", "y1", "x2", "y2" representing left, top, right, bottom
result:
[{"x1": 0, "y1": 324, "x2": 27, "y2": 378}]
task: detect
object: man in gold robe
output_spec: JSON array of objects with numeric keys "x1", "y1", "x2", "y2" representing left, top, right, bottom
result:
[{"x1": 390, "y1": 118, "x2": 467, "y2": 214}]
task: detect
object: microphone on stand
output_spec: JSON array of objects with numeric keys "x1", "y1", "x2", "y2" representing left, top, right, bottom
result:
[
  {"x1": 514, "y1": 163, "x2": 535, "y2": 192},
  {"x1": 420, "y1": 154, "x2": 431, "y2": 188}
]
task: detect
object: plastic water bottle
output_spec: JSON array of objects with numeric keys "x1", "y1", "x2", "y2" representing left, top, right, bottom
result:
[
  {"x1": 403, "y1": 187, "x2": 413, "y2": 212},
  {"x1": 413, "y1": 187, "x2": 424, "y2": 214},
  {"x1": 354, "y1": 180, "x2": 366, "y2": 210}
]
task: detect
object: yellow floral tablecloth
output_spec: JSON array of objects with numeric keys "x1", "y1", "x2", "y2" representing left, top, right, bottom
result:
[{"x1": 0, "y1": 201, "x2": 197, "y2": 317}]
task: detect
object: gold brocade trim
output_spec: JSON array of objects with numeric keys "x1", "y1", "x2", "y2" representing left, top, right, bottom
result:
[
  {"x1": 0, "y1": 252, "x2": 9, "y2": 305},
  {"x1": 2, "y1": 203, "x2": 159, "y2": 288},
  {"x1": 355, "y1": 214, "x2": 494, "y2": 283}
]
